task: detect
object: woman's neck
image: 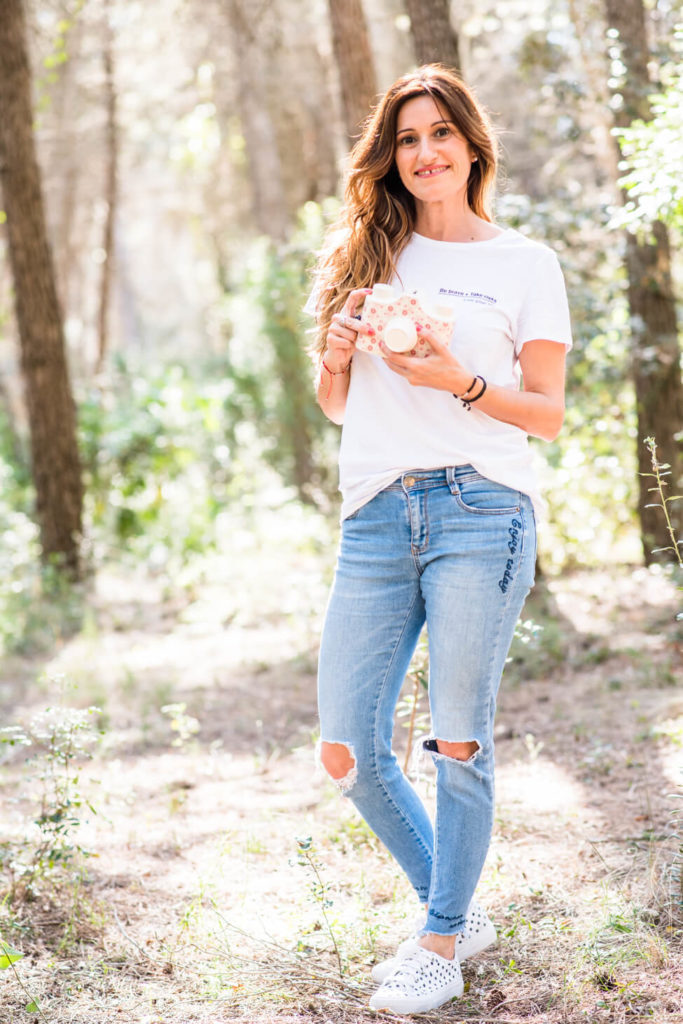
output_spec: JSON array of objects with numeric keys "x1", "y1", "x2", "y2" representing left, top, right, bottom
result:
[{"x1": 413, "y1": 202, "x2": 502, "y2": 243}]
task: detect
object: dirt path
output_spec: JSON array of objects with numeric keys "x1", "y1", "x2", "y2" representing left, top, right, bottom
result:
[{"x1": 1, "y1": 508, "x2": 681, "y2": 1023}]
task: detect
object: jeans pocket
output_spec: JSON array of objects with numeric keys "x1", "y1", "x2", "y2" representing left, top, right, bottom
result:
[{"x1": 451, "y1": 472, "x2": 521, "y2": 516}]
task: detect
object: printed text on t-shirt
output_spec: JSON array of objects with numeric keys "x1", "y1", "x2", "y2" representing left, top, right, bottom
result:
[{"x1": 438, "y1": 288, "x2": 497, "y2": 306}]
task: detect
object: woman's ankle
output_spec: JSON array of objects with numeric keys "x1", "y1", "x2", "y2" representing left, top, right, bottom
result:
[{"x1": 418, "y1": 932, "x2": 457, "y2": 960}]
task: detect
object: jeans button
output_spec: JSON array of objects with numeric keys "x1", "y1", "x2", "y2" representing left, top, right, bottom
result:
[{"x1": 404, "y1": 475, "x2": 415, "y2": 487}]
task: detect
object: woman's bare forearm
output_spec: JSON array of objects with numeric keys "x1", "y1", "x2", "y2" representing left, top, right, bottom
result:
[
  {"x1": 459, "y1": 379, "x2": 564, "y2": 441},
  {"x1": 316, "y1": 357, "x2": 351, "y2": 424},
  {"x1": 384, "y1": 337, "x2": 567, "y2": 443}
]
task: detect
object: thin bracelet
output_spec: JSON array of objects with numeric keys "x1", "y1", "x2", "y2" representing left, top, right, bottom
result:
[
  {"x1": 453, "y1": 375, "x2": 478, "y2": 401},
  {"x1": 321, "y1": 358, "x2": 351, "y2": 399},
  {"x1": 456, "y1": 375, "x2": 487, "y2": 411},
  {"x1": 322, "y1": 358, "x2": 351, "y2": 377}
]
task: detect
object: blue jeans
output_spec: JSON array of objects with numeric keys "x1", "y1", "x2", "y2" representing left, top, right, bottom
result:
[{"x1": 317, "y1": 466, "x2": 536, "y2": 936}]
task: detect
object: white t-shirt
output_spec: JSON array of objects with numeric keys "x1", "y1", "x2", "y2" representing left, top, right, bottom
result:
[{"x1": 308, "y1": 228, "x2": 572, "y2": 520}]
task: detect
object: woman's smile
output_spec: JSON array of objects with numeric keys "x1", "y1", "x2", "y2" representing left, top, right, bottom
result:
[{"x1": 415, "y1": 165, "x2": 449, "y2": 177}]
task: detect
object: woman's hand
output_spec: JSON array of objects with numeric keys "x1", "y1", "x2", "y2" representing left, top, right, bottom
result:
[
  {"x1": 381, "y1": 326, "x2": 471, "y2": 395},
  {"x1": 323, "y1": 288, "x2": 374, "y2": 372}
]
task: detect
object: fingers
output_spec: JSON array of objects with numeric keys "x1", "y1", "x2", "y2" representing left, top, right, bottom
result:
[
  {"x1": 344, "y1": 287, "x2": 372, "y2": 318},
  {"x1": 328, "y1": 314, "x2": 357, "y2": 346},
  {"x1": 378, "y1": 341, "x2": 423, "y2": 365},
  {"x1": 380, "y1": 335, "x2": 461, "y2": 389},
  {"x1": 332, "y1": 312, "x2": 358, "y2": 334},
  {"x1": 326, "y1": 313, "x2": 361, "y2": 369},
  {"x1": 416, "y1": 326, "x2": 447, "y2": 354},
  {"x1": 330, "y1": 311, "x2": 374, "y2": 340}
]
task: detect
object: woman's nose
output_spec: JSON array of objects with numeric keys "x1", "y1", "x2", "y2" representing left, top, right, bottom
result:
[{"x1": 418, "y1": 135, "x2": 437, "y2": 162}]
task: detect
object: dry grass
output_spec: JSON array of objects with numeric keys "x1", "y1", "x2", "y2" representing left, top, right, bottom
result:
[{"x1": 1, "y1": 508, "x2": 682, "y2": 1023}]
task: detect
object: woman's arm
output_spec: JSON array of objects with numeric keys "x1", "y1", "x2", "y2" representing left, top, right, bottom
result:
[
  {"x1": 316, "y1": 349, "x2": 352, "y2": 425},
  {"x1": 315, "y1": 288, "x2": 373, "y2": 425},
  {"x1": 382, "y1": 334, "x2": 567, "y2": 441}
]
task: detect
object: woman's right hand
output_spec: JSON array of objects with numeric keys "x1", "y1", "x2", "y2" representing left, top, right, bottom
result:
[{"x1": 323, "y1": 288, "x2": 374, "y2": 371}]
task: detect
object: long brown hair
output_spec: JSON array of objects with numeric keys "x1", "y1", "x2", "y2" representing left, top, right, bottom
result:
[{"x1": 310, "y1": 64, "x2": 498, "y2": 360}]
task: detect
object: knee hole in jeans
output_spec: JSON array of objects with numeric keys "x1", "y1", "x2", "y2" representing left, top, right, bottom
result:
[
  {"x1": 320, "y1": 741, "x2": 358, "y2": 794},
  {"x1": 431, "y1": 739, "x2": 480, "y2": 763}
]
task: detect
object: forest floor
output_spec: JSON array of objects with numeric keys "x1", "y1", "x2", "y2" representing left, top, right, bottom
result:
[{"x1": 1, "y1": 500, "x2": 682, "y2": 1024}]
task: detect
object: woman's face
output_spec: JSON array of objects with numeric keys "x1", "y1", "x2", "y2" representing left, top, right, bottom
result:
[{"x1": 393, "y1": 94, "x2": 475, "y2": 207}]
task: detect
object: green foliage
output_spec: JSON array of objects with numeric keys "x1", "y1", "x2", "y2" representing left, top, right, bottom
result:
[
  {"x1": 35, "y1": 1, "x2": 86, "y2": 112},
  {"x1": 643, "y1": 437, "x2": 683, "y2": 569},
  {"x1": 296, "y1": 835, "x2": 343, "y2": 974},
  {"x1": 219, "y1": 201, "x2": 342, "y2": 505},
  {"x1": 161, "y1": 702, "x2": 201, "y2": 748},
  {"x1": 613, "y1": 28, "x2": 683, "y2": 232},
  {"x1": 0, "y1": 690, "x2": 102, "y2": 897},
  {"x1": 498, "y1": 192, "x2": 640, "y2": 567},
  {"x1": 79, "y1": 359, "x2": 237, "y2": 567},
  {"x1": 0, "y1": 939, "x2": 23, "y2": 968},
  {"x1": 0, "y1": 937, "x2": 45, "y2": 1020}
]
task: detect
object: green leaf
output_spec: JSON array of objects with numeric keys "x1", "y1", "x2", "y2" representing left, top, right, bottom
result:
[
  {"x1": 26, "y1": 1001, "x2": 40, "y2": 1012},
  {"x1": 0, "y1": 941, "x2": 24, "y2": 968}
]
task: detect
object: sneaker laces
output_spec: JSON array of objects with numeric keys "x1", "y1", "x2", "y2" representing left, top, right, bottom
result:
[{"x1": 384, "y1": 947, "x2": 454, "y2": 989}]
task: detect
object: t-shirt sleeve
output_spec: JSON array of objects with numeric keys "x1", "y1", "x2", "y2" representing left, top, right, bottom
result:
[
  {"x1": 514, "y1": 249, "x2": 573, "y2": 355},
  {"x1": 303, "y1": 284, "x2": 319, "y2": 318}
]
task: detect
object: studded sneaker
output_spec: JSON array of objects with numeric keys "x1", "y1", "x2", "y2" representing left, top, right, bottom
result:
[
  {"x1": 371, "y1": 899, "x2": 496, "y2": 983},
  {"x1": 369, "y1": 946, "x2": 464, "y2": 1014}
]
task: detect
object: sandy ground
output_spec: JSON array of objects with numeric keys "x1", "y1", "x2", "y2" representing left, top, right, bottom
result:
[{"x1": 1, "y1": 509, "x2": 682, "y2": 1023}]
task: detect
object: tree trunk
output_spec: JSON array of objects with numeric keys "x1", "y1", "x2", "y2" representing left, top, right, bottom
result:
[
  {"x1": 404, "y1": 0, "x2": 461, "y2": 70},
  {"x1": 51, "y1": 11, "x2": 84, "y2": 315},
  {"x1": 0, "y1": 0, "x2": 83, "y2": 574},
  {"x1": 603, "y1": 0, "x2": 683, "y2": 561},
  {"x1": 96, "y1": 0, "x2": 119, "y2": 375},
  {"x1": 224, "y1": 0, "x2": 290, "y2": 241},
  {"x1": 327, "y1": 0, "x2": 378, "y2": 141}
]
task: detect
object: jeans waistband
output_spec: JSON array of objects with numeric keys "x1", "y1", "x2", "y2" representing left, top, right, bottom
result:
[{"x1": 385, "y1": 465, "x2": 474, "y2": 491}]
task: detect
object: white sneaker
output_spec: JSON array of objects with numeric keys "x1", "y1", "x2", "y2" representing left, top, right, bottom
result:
[
  {"x1": 369, "y1": 947, "x2": 464, "y2": 1014},
  {"x1": 371, "y1": 899, "x2": 496, "y2": 982}
]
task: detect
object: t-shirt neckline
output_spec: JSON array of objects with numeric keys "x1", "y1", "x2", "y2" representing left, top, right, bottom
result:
[{"x1": 412, "y1": 228, "x2": 513, "y2": 248}]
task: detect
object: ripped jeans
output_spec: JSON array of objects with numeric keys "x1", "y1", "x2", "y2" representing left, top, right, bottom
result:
[{"x1": 317, "y1": 467, "x2": 536, "y2": 936}]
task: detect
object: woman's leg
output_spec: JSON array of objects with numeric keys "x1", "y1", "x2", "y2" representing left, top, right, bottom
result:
[
  {"x1": 418, "y1": 469, "x2": 537, "y2": 942},
  {"x1": 317, "y1": 483, "x2": 434, "y2": 903}
]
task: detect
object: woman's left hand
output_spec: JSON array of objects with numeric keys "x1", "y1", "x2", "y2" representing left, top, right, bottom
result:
[{"x1": 381, "y1": 326, "x2": 470, "y2": 394}]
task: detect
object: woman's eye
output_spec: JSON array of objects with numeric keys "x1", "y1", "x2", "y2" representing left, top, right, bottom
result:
[
  {"x1": 435, "y1": 126, "x2": 451, "y2": 138},
  {"x1": 397, "y1": 135, "x2": 416, "y2": 146}
]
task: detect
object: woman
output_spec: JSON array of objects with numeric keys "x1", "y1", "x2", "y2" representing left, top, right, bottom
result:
[{"x1": 306, "y1": 64, "x2": 571, "y2": 1014}]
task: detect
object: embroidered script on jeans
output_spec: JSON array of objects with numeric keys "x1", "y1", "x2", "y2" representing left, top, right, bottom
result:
[{"x1": 499, "y1": 519, "x2": 522, "y2": 593}]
